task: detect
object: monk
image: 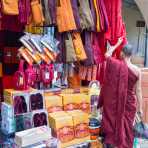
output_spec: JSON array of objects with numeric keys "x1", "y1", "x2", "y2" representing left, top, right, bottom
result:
[{"x1": 98, "y1": 38, "x2": 143, "y2": 148}]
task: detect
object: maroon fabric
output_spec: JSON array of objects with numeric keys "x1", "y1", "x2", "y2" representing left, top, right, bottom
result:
[
  {"x1": 104, "y1": 0, "x2": 127, "y2": 58},
  {"x1": 98, "y1": 58, "x2": 137, "y2": 148}
]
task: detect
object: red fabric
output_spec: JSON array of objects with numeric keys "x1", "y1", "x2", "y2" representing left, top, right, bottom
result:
[
  {"x1": 98, "y1": 58, "x2": 137, "y2": 148},
  {"x1": 2, "y1": 75, "x2": 13, "y2": 89},
  {"x1": 104, "y1": 0, "x2": 127, "y2": 58}
]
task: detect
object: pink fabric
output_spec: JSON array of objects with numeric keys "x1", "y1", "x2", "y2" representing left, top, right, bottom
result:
[
  {"x1": 104, "y1": 0, "x2": 127, "y2": 58},
  {"x1": 98, "y1": 58, "x2": 137, "y2": 148}
]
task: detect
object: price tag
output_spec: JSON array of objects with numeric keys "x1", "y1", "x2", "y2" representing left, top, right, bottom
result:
[{"x1": 45, "y1": 72, "x2": 50, "y2": 79}]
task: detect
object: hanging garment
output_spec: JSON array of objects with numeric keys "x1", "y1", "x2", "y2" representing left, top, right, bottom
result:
[
  {"x1": 92, "y1": 33, "x2": 105, "y2": 64},
  {"x1": 104, "y1": 0, "x2": 127, "y2": 58},
  {"x1": 41, "y1": 0, "x2": 51, "y2": 25},
  {"x1": 56, "y1": 0, "x2": 76, "y2": 32},
  {"x1": 48, "y1": 0, "x2": 56, "y2": 25},
  {"x1": 81, "y1": 31, "x2": 94, "y2": 66},
  {"x1": 71, "y1": 32, "x2": 87, "y2": 61},
  {"x1": 78, "y1": 0, "x2": 94, "y2": 30},
  {"x1": 31, "y1": 0, "x2": 44, "y2": 25},
  {"x1": 98, "y1": 57, "x2": 137, "y2": 148},
  {"x1": 1, "y1": 0, "x2": 19, "y2": 15},
  {"x1": 71, "y1": 0, "x2": 81, "y2": 30},
  {"x1": 64, "y1": 33, "x2": 77, "y2": 63},
  {"x1": 89, "y1": 0, "x2": 97, "y2": 31},
  {"x1": 18, "y1": 0, "x2": 30, "y2": 25}
]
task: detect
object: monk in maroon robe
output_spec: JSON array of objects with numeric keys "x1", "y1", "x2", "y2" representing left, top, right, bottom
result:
[{"x1": 98, "y1": 42, "x2": 143, "y2": 148}]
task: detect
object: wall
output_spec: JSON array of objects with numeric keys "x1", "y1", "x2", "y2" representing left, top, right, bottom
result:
[{"x1": 122, "y1": 3, "x2": 146, "y2": 55}]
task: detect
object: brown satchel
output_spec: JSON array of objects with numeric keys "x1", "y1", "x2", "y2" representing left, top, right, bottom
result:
[{"x1": 1, "y1": 0, "x2": 19, "y2": 15}]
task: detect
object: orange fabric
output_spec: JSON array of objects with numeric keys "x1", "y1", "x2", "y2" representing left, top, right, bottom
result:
[
  {"x1": 1, "y1": 0, "x2": 19, "y2": 15},
  {"x1": 72, "y1": 32, "x2": 87, "y2": 61},
  {"x1": 56, "y1": 0, "x2": 76, "y2": 32},
  {"x1": 31, "y1": 0, "x2": 44, "y2": 25}
]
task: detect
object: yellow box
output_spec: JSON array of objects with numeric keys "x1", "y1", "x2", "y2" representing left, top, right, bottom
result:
[
  {"x1": 67, "y1": 110, "x2": 90, "y2": 139},
  {"x1": 48, "y1": 113, "x2": 75, "y2": 145},
  {"x1": 4, "y1": 88, "x2": 35, "y2": 105},
  {"x1": 61, "y1": 94, "x2": 80, "y2": 111},
  {"x1": 45, "y1": 94, "x2": 63, "y2": 113}
]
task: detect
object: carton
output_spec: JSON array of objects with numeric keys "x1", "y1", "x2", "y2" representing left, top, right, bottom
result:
[
  {"x1": 48, "y1": 112, "x2": 75, "y2": 147},
  {"x1": 67, "y1": 110, "x2": 90, "y2": 139},
  {"x1": 61, "y1": 94, "x2": 79, "y2": 111},
  {"x1": 4, "y1": 89, "x2": 30, "y2": 115},
  {"x1": 142, "y1": 98, "x2": 148, "y2": 123},
  {"x1": 45, "y1": 94, "x2": 63, "y2": 113}
]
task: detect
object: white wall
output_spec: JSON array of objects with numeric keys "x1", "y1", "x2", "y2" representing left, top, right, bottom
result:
[{"x1": 123, "y1": 4, "x2": 146, "y2": 55}]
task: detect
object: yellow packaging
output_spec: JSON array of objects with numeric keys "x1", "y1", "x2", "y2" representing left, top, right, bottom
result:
[
  {"x1": 61, "y1": 87, "x2": 89, "y2": 94},
  {"x1": 67, "y1": 110, "x2": 90, "y2": 139},
  {"x1": 4, "y1": 88, "x2": 35, "y2": 105},
  {"x1": 45, "y1": 94, "x2": 63, "y2": 113},
  {"x1": 61, "y1": 94, "x2": 80, "y2": 111},
  {"x1": 75, "y1": 94, "x2": 90, "y2": 113},
  {"x1": 48, "y1": 113, "x2": 75, "y2": 144}
]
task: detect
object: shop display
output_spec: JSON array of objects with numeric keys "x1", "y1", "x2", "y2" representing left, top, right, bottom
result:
[{"x1": 15, "y1": 126, "x2": 51, "y2": 147}]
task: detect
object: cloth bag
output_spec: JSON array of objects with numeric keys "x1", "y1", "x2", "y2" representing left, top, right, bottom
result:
[
  {"x1": 65, "y1": 33, "x2": 77, "y2": 63},
  {"x1": 56, "y1": 0, "x2": 76, "y2": 32},
  {"x1": 78, "y1": 0, "x2": 94, "y2": 30},
  {"x1": 31, "y1": 0, "x2": 44, "y2": 25},
  {"x1": 13, "y1": 60, "x2": 27, "y2": 90},
  {"x1": 1, "y1": 0, "x2": 19, "y2": 15},
  {"x1": 72, "y1": 32, "x2": 87, "y2": 61}
]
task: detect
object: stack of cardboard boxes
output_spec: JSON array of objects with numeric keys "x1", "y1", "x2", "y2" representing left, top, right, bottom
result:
[{"x1": 141, "y1": 68, "x2": 148, "y2": 123}]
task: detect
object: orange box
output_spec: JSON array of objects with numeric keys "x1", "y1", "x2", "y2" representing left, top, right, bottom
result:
[
  {"x1": 61, "y1": 94, "x2": 80, "y2": 111},
  {"x1": 45, "y1": 94, "x2": 63, "y2": 113},
  {"x1": 67, "y1": 110, "x2": 90, "y2": 139},
  {"x1": 48, "y1": 112, "x2": 75, "y2": 147},
  {"x1": 142, "y1": 98, "x2": 148, "y2": 123}
]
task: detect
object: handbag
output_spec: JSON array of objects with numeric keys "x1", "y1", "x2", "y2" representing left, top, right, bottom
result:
[
  {"x1": 78, "y1": 0, "x2": 94, "y2": 30},
  {"x1": 25, "y1": 65, "x2": 37, "y2": 88},
  {"x1": 72, "y1": 32, "x2": 87, "y2": 61},
  {"x1": 13, "y1": 60, "x2": 27, "y2": 90},
  {"x1": 65, "y1": 33, "x2": 77, "y2": 63},
  {"x1": 31, "y1": 0, "x2": 44, "y2": 25},
  {"x1": 1, "y1": 0, "x2": 19, "y2": 15},
  {"x1": 56, "y1": 0, "x2": 76, "y2": 32}
]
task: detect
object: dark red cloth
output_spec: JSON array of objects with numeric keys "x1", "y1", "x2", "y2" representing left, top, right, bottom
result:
[
  {"x1": 104, "y1": 0, "x2": 127, "y2": 58},
  {"x1": 98, "y1": 58, "x2": 137, "y2": 148}
]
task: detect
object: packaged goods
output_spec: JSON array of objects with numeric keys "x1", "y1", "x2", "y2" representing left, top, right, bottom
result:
[
  {"x1": 44, "y1": 94, "x2": 63, "y2": 113},
  {"x1": 15, "y1": 126, "x2": 51, "y2": 147}
]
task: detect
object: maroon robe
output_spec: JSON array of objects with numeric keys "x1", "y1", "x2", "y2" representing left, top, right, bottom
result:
[{"x1": 98, "y1": 58, "x2": 138, "y2": 148}]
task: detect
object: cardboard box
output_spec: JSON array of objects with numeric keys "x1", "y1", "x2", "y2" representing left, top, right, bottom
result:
[
  {"x1": 67, "y1": 110, "x2": 90, "y2": 139},
  {"x1": 15, "y1": 126, "x2": 51, "y2": 147},
  {"x1": 48, "y1": 112, "x2": 75, "y2": 147},
  {"x1": 142, "y1": 98, "x2": 148, "y2": 123},
  {"x1": 62, "y1": 94, "x2": 80, "y2": 111},
  {"x1": 4, "y1": 89, "x2": 30, "y2": 115},
  {"x1": 141, "y1": 72, "x2": 148, "y2": 86},
  {"x1": 45, "y1": 94, "x2": 63, "y2": 113},
  {"x1": 29, "y1": 90, "x2": 45, "y2": 111}
]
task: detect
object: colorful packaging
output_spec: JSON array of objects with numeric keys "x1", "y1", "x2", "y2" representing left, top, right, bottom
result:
[
  {"x1": 4, "y1": 89, "x2": 30, "y2": 115},
  {"x1": 61, "y1": 94, "x2": 79, "y2": 111},
  {"x1": 1, "y1": 117, "x2": 16, "y2": 134},
  {"x1": 15, "y1": 126, "x2": 51, "y2": 147},
  {"x1": 44, "y1": 94, "x2": 63, "y2": 113},
  {"x1": 48, "y1": 112, "x2": 75, "y2": 144},
  {"x1": 32, "y1": 109, "x2": 48, "y2": 128},
  {"x1": 15, "y1": 113, "x2": 32, "y2": 132},
  {"x1": 29, "y1": 90, "x2": 45, "y2": 111},
  {"x1": 1, "y1": 102, "x2": 14, "y2": 118},
  {"x1": 67, "y1": 110, "x2": 90, "y2": 139}
]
